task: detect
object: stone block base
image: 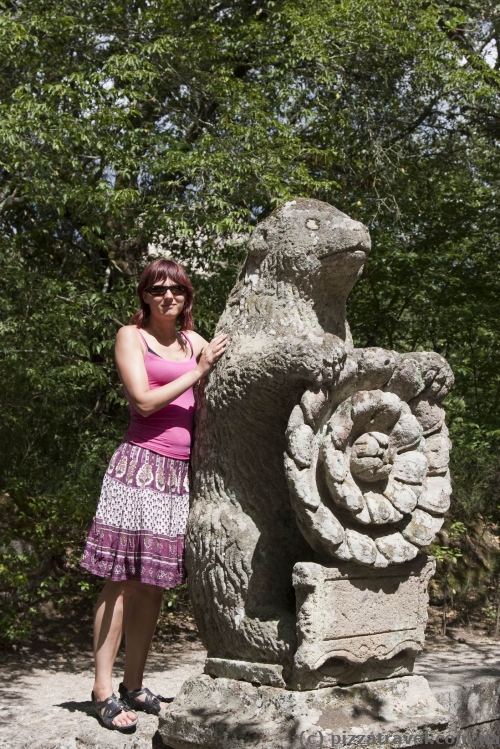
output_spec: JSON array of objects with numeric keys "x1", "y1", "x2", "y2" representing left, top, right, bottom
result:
[
  {"x1": 204, "y1": 657, "x2": 286, "y2": 687},
  {"x1": 158, "y1": 674, "x2": 453, "y2": 749},
  {"x1": 292, "y1": 556, "x2": 435, "y2": 689}
]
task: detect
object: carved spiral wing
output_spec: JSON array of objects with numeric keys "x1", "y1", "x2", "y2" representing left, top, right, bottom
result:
[{"x1": 284, "y1": 350, "x2": 453, "y2": 567}]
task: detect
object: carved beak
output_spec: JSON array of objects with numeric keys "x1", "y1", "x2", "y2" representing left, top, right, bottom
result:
[{"x1": 316, "y1": 224, "x2": 371, "y2": 260}]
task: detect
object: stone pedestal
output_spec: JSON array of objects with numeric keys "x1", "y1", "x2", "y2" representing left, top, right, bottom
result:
[
  {"x1": 158, "y1": 674, "x2": 453, "y2": 749},
  {"x1": 202, "y1": 556, "x2": 434, "y2": 693},
  {"x1": 292, "y1": 556, "x2": 435, "y2": 689}
]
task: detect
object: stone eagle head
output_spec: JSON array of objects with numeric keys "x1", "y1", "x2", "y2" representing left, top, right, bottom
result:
[{"x1": 235, "y1": 198, "x2": 371, "y2": 341}]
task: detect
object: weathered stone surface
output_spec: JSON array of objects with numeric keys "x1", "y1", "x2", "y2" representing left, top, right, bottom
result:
[
  {"x1": 402, "y1": 508, "x2": 445, "y2": 547},
  {"x1": 292, "y1": 556, "x2": 435, "y2": 690},
  {"x1": 287, "y1": 423, "x2": 315, "y2": 468},
  {"x1": 159, "y1": 674, "x2": 451, "y2": 749},
  {"x1": 417, "y1": 473, "x2": 452, "y2": 514},
  {"x1": 375, "y1": 532, "x2": 419, "y2": 564},
  {"x1": 424, "y1": 426, "x2": 451, "y2": 475},
  {"x1": 204, "y1": 658, "x2": 286, "y2": 687},
  {"x1": 186, "y1": 199, "x2": 371, "y2": 672},
  {"x1": 364, "y1": 491, "x2": 403, "y2": 524}
]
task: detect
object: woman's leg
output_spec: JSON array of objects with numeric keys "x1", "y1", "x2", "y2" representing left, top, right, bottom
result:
[
  {"x1": 122, "y1": 582, "x2": 168, "y2": 704},
  {"x1": 93, "y1": 579, "x2": 138, "y2": 727}
]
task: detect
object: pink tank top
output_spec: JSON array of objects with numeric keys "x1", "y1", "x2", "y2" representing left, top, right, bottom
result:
[{"x1": 124, "y1": 330, "x2": 197, "y2": 460}]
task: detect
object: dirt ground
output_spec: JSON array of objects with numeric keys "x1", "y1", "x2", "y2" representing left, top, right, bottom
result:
[
  {"x1": 1, "y1": 608, "x2": 499, "y2": 749},
  {"x1": 0, "y1": 633, "x2": 206, "y2": 749},
  {"x1": 0, "y1": 598, "x2": 205, "y2": 749}
]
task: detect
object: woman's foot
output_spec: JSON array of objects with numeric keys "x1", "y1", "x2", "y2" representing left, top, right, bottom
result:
[
  {"x1": 92, "y1": 687, "x2": 138, "y2": 729},
  {"x1": 119, "y1": 682, "x2": 172, "y2": 715}
]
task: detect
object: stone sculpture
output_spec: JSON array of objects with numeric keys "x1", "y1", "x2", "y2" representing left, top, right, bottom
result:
[
  {"x1": 160, "y1": 198, "x2": 454, "y2": 749},
  {"x1": 187, "y1": 198, "x2": 369, "y2": 677}
]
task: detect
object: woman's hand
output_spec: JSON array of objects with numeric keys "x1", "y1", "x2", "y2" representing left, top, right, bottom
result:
[{"x1": 196, "y1": 334, "x2": 228, "y2": 376}]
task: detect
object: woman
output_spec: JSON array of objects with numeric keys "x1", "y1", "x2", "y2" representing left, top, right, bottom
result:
[{"x1": 80, "y1": 258, "x2": 227, "y2": 731}]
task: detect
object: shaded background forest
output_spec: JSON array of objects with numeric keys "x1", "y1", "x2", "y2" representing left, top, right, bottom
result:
[{"x1": 1, "y1": 0, "x2": 500, "y2": 646}]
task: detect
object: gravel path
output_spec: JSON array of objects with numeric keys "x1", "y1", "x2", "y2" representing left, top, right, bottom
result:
[{"x1": 0, "y1": 638, "x2": 207, "y2": 749}]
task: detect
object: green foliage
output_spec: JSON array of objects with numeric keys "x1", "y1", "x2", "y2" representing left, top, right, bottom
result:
[
  {"x1": 428, "y1": 516, "x2": 500, "y2": 634},
  {"x1": 1, "y1": 0, "x2": 500, "y2": 643}
]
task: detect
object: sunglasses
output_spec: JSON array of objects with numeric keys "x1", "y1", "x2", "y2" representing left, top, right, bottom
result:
[{"x1": 146, "y1": 284, "x2": 187, "y2": 297}]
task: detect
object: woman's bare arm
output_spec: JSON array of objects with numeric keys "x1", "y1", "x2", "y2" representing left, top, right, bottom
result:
[{"x1": 115, "y1": 326, "x2": 227, "y2": 417}]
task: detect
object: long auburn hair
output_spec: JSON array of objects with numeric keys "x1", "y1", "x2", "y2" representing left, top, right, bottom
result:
[{"x1": 130, "y1": 259, "x2": 195, "y2": 330}]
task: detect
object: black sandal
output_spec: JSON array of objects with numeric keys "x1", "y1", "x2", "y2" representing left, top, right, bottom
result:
[
  {"x1": 119, "y1": 682, "x2": 172, "y2": 716},
  {"x1": 91, "y1": 691, "x2": 138, "y2": 731}
]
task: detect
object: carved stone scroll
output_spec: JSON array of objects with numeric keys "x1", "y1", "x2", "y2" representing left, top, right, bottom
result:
[{"x1": 285, "y1": 351, "x2": 453, "y2": 570}]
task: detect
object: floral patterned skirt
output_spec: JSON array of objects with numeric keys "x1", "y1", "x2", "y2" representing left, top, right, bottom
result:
[{"x1": 80, "y1": 442, "x2": 190, "y2": 589}]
